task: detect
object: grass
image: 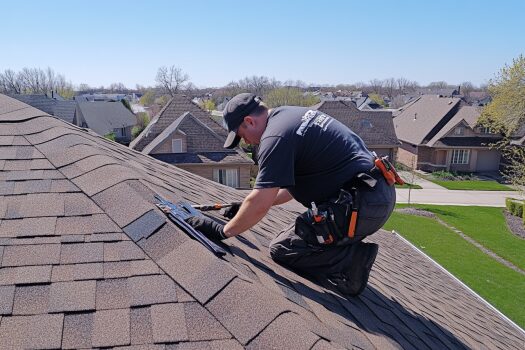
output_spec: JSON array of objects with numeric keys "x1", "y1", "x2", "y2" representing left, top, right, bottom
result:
[
  {"x1": 398, "y1": 204, "x2": 525, "y2": 270},
  {"x1": 395, "y1": 183, "x2": 422, "y2": 189},
  {"x1": 428, "y1": 179, "x2": 514, "y2": 191},
  {"x1": 384, "y1": 211, "x2": 525, "y2": 328}
]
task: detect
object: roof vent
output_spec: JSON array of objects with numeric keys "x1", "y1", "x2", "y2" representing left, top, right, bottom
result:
[{"x1": 413, "y1": 113, "x2": 417, "y2": 120}]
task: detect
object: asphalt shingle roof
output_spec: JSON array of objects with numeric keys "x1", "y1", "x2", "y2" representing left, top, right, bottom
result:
[
  {"x1": 313, "y1": 100, "x2": 399, "y2": 147},
  {"x1": 394, "y1": 95, "x2": 462, "y2": 145},
  {"x1": 10, "y1": 94, "x2": 76, "y2": 124},
  {"x1": 130, "y1": 94, "x2": 227, "y2": 152},
  {"x1": 76, "y1": 101, "x2": 137, "y2": 136},
  {"x1": 426, "y1": 106, "x2": 486, "y2": 147},
  {"x1": 1, "y1": 93, "x2": 524, "y2": 349}
]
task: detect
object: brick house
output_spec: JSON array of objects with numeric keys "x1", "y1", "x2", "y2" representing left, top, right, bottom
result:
[
  {"x1": 313, "y1": 100, "x2": 400, "y2": 159},
  {"x1": 394, "y1": 95, "x2": 502, "y2": 172},
  {"x1": 130, "y1": 94, "x2": 253, "y2": 188}
]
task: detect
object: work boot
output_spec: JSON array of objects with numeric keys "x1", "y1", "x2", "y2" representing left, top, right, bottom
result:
[{"x1": 329, "y1": 242, "x2": 379, "y2": 297}]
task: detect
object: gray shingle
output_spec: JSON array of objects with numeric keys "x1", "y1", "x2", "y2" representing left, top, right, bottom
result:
[
  {"x1": 140, "y1": 224, "x2": 188, "y2": 261},
  {"x1": 63, "y1": 192, "x2": 103, "y2": 216},
  {"x1": 0, "y1": 265, "x2": 52, "y2": 285},
  {"x1": 51, "y1": 262, "x2": 104, "y2": 282},
  {"x1": 1, "y1": 244, "x2": 60, "y2": 267},
  {"x1": 151, "y1": 303, "x2": 188, "y2": 343},
  {"x1": 12, "y1": 285, "x2": 50, "y2": 315},
  {"x1": 130, "y1": 306, "x2": 154, "y2": 345},
  {"x1": 103, "y1": 259, "x2": 160, "y2": 279},
  {"x1": 0, "y1": 285, "x2": 15, "y2": 315},
  {"x1": 104, "y1": 241, "x2": 145, "y2": 261},
  {"x1": 0, "y1": 314, "x2": 64, "y2": 349},
  {"x1": 129, "y1": 274, "x2": 178, "y2": 306},
  {"x1": 62, "y1": 312, "x2": 94, "y2": 349},
  {"x1": 123, "y1": 210, "x2": 166, "y2": 242},
  {"x1": 158, "y1": 239, "x2": 236, "y2": 304},
  {"x1": 96, "y1": 278, "x2": 131, "y2": 309},
  {"x1": 55, "y1": 214, "x2": 120, "y2": 235},
  {"x1": 92, "y1": 308, "x2": 131, "y2": 347},
  {"x1": 245, "y1": 312, "x2": 320, "y2": 350},
  {"x1": 0, "y1": 217, "x2": 56, "y2": 238},
  {"x1": 184, "y1": 302, "x2": 230, "y2": 341},
  {"x1": 49, "y1": 280, "x2": 96, "y2": 312},
  {"x1": 206, "y1": 278, "x2": 289, "y2": 345},
  {"x1": 60, "y1": 242, "x2": 104, "y2": 264},
  {"x1": 72, "y1": 164, "x2": 141, "y2": 196},
  {"x1": 92, "y1": 182, "x2": 153, "y2": 227}
]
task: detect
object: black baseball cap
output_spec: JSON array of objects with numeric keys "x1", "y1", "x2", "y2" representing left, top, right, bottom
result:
[{"x1": 223, "y1": 93, "x2": 261, "y2": 149}]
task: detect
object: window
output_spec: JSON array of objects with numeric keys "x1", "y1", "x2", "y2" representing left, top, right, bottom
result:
[
  {"x1": 113, "y1": 128, "x2": 126, "y2": 137},
  {"x1": 213, "y1": 168, "x2": 239, "y2": 188},
  {"x1": 451, "y1": 149, "x2": 470, "y2": 164},
  {"x1": 454, "y1": 127, "x2": 464, "y2": 135},
  {"x1": 171, "y1": 139, "x2": 182, "y2": 153},
  {"x1": 479, "y1": 127, "x2": 493, "y2": 134}
]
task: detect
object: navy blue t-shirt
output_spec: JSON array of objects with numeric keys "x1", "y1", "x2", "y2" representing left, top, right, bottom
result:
[{"x1": 254, "y1": 106, "x2": 374, "y2": 206}]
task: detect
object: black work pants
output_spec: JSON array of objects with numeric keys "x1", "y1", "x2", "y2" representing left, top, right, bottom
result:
[{"x1": 269, "y1": 176, "x2": 395, "y2": 278}]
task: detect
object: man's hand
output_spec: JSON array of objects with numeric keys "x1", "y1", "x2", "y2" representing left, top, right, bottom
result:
[
  {"x1": 185, "y1": 216, "x2": 226, "y2": 241},
  {"x1": 222, "y1": 202, "x2": 241, "y2": 219}
]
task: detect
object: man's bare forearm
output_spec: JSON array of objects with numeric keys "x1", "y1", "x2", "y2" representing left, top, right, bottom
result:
[
  {"x1": 273, "y1": 188, "x2": 293, "y2": 205},
  {"x1": 223, "y1": 187, "x2": 278, "y2": 237}
]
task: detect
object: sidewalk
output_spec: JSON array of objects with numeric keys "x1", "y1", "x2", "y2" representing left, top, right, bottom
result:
[{"x1": 396, "y1": 188, "x2": 523, "y2": 207}]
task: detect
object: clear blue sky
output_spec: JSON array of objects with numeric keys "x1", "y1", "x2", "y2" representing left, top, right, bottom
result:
[{"x1": 2, "y1": 0, "x2": 524, "y2": 88}]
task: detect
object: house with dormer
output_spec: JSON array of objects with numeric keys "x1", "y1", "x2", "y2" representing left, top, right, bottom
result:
[{"x1": 394, "y1": 95, "x2": 502, "y2": 172}]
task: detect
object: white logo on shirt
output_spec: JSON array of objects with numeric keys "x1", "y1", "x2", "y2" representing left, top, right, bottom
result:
[{"x1": 296, "y1": 110, "x2": 333, "y2": 136}]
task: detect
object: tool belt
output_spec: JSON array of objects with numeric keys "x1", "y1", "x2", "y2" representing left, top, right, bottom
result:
[
  {"x1": 295, "y1": 155, "x2": 402, "y2": 246},
  {"x1": 295, "y1": 173, "x2": 376, "y2": 246}
]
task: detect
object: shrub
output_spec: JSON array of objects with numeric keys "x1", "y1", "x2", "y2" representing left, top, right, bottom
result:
[
  {"x1": 506, "y1": 197, "x2": 524, "y2": 217},
  {"x1": 432, "y1": 170, "x2": 456, "y2": 180}
]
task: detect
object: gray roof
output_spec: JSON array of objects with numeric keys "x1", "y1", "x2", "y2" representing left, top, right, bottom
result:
[
  {"x1": 313, "y1": 100, "x2": 399, "y2": 147},
  {"x1": 130, "y1": 94, "x2": 227, "y2": 151},
  {"x1": 394, "y1": 95, "x2": 462, "y2": 145},
  {"x1": 426, "y1": 106, "x2": 483, "y2": 146},
  {"x1": 142, "y1": 112, "x2": 224, "y2": 155},
  {"x1": 76, "y1": 101, "x2": 137, "y2": 136},
  {"x1": 152, "y1": 151, "x2": 252, "y2": 164},
  {"x1": 9, "y1": 94, "x2": 76, "y2": 124},
  {"x1": 1, "y1": 93, "x2": 524, "y2": 349}
]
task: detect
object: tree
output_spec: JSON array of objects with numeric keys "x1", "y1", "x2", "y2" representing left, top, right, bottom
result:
[
  {"x1": 480, "y1": 55, "x2": 525, "y2": 134},
  {"x1": 200, "y1": 99, "x2": 216, "y2": 112},
  {"x1": 383, "y1": 78, "x2": 397, "y2": 99},
  {"x1": 0, "y1": 67, "x2": 74, "y2": 98},
  {"x1": 460, "y1": 81, "x2": 476, "y2": 97},
  {"x1": 132, "y1": 112, "x2": 151, "y2": 139},
  {"x1": 155, "y1": 65, "x2": 189, "y2": 96},
  {"x1": 368, "y1": 79, "x2": 384, "y2": 94},
  {"x1": 139, "y1": 89, "x2": 155, "y2": 106},
  {"x1": 479, "y1": 55, "x2": 525, "y2": 189},
  {"x1": 428, "y1": 81, "x2": 449, "y2": 89},
  {"x1": 265, "y1": 87, "x2": 320, "y2": 108}
]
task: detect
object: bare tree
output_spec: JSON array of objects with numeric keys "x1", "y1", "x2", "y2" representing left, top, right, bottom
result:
[
  {"x1": 460, "y1": 81, "x2": 476, "y2": 97},
  {"x1": 0, "y1": 69, "x2": 22, "y2": 94},
  {"x1": 383, "y1": 78, "x2": 397, "y2": 99},
  {"x1": 428, "y1": 81, "x2": 449, "y2": 89},
  {"x1": 155, "y1": 65, "x2": 190, "y2": 96},
  {"x1": 368, "y1": 79, "x2": 384, "y2": 94},
  {"x1": 108, "y1": 82, "x2": 127, "y2": 92}
]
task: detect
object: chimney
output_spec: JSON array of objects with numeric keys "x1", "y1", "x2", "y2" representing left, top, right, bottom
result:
[{"x1": 414, "y1": 113, "x2": 417, "y2": 120}]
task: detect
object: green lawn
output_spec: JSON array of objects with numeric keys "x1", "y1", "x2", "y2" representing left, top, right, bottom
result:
[
  {"x1": 395, "y1": 183, "x2": 422, "y2": 189},
  {"x1": 428, "y1": 179, "x2": 514, "y2": 191},
  {"x1": 399, "y1": 204, "x2": 525, "y2": 270},
  {"x1": 384, "y1": 211, "x2": 525, "y2": 328}
]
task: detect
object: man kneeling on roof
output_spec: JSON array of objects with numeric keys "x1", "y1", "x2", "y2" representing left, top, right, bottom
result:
[{"x1": 185, "y1": 93, "x2": 398, "y2": 297}]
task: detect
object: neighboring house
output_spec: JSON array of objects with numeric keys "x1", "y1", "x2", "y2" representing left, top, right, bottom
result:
[
  {"x1": 130, "y1": 94, "x2": 253, "y2": 189},
  {"x1": 10, "y1": 93, "x2": 76, "y2": 124},
  {"x1": 394, "y1": 95, "x2": 502, "y2": 172},
  {"x1": 75, "y1": 101, "x2": 137, "y2": 145},
  {"x1": 355, "y1": 96, "x2": 383, "y2": 111},
  {"x1": 1, "y1": 93, "x2": 523, "y2": 349},
  {"x1": 416, "y1": 86, "x2": 461, "y2": 97},
  {"x1": 313, "y1": 100, "x2": 400, "y2": 159}
]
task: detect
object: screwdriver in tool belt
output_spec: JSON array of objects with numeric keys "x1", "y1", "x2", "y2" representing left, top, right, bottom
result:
[{"x1": 192, "y1": 203, "x2": 235, "y2": 211}]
